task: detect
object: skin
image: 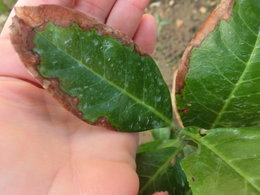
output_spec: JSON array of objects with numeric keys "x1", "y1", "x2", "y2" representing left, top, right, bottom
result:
[{"x1": 0, "y1": 0, "x2": 165, "y2": 194}]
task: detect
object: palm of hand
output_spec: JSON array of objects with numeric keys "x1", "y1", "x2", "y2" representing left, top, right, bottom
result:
[
  {"x1": 1, "y1": 79, "x2": 138, "y2": 194},
  {"x1": 0, "y1": 0, "x2": 157, "y2": 194}
]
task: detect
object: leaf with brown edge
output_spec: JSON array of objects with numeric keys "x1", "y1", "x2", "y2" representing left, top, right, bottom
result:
[
  {"x1": 173, "y1": 0, "x2": 260, "y2": 129},
  {"x1": 10, "y1": 5, "x2": 173, "y2": 132}
]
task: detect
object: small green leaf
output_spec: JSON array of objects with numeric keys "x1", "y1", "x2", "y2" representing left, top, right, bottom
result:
[
  {"x1": 137, "y1": 143, "x2": 190, "y2": 195},
  {"x1": 152, "y1": 127, "x2": 171, "y2": 140},
  {"x1": 137, "y1": 139, "x2": 179, "y2": 153},
  {"x1": 175, "y1": 0, "x2": 260, "y2": 128},
  {"x1": 181, "y1": 127, "x2": 260, "y2": 195}
]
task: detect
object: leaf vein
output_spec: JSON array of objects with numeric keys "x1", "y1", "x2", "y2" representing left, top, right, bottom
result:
[
  {"x1": 210, "y1": 30, "x2": 260, "y2": 128},
  {"x1": 185, "y1": 131, "x2": 260, "y2": 192},
  {"x1": 139, "y1": 147, "x2": 181, "y2": 194},
  {"x1": 37, "y1": 33, "x2": 172, "y2": 125},
  {"x1": 237, "y1": 4, "x2": 258, "y2": 37}
]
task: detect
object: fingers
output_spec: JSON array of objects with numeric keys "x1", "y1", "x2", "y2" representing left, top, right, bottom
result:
[
  {"x1": 69, "y1": 0, "x2": 158, "y2": 54},
  {"x1": 1, "y1": 0, "x2": 157, "y2": 54},
  {"x1": 0, "y1": 0, "x2": 72, "y2": 38},
  {"x1": 106, "y1": 0, "x2": 150, "y2": 38},
  {"x1": 15, "y1": 0, "x2": 71, "y2": 6},
  {"x1": 0, "y1": 0, "x2": 157, "y2": 84},
  {"x1": 74, "y1": 0, "x2": 116, "y2": 23},
  {"x1": 134, "y1": 14, "x2": 157, "y2": 55}
]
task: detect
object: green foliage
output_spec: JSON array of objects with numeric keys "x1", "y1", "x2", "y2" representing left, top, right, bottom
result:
[
  {"x1": 136, "y1": 142, "x2": 190, "y2": 195},
  {"x1": 137, "y1": 139, "x2": 179, "y2": 153},
  {"x1": 154, "y1": 13, "x2": 170, "y2": 36},
  {"x1": 10, "y1": 1, "x2": 260, "y2": 194},
  {"x1": 0, "y1": 0, "x2": 17, "y2": 13},
  {"x1": 152, "y1": 127, "x2": 171, "y2": 140},
  {"x1": 0, "y1": 2, "x2": 8, "y2": 13},
  {"x1": 137, "y1": 0, "x2": 260, "y2": 194},
  {"x1": 176, "y1": 0, "x2": 260, "y2": 128},
  {"x1": 34, "y1": 23, "x2": 173, "y2": 132},
  {"x1": 181, "y1": 127, "x2": 260, "y2": 195}
]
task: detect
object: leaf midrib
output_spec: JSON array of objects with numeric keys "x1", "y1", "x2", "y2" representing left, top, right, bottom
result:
[
  {"x1": 36, "y1": 32, "x2": 172, "y2": 125},
  {"x1": 211, "y1": 30, "x2": 260, "y2": 128},
  {"x1": 184, "y1": 130, "x2": 260, "y2": 192},
  {"x1": 139, "y1": 145, "x2": 182, "y2": 194}
]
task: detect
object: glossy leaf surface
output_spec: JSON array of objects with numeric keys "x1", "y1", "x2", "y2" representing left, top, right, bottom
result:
[
  {"x1": 136, "y1": 143, "x2": 190, "y2": 195},
  {"x1": 181, "y1": 127, "x2": 260, "y2": 195},
  {"x1": 176, "y1": 0, "x2": 260, "y2": 128},
  {"x1": 34, "y1": 23, "x2": 172, "y2": 132}
]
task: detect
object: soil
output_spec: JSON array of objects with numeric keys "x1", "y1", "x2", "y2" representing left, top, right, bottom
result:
[
  {"x1": 147, "y1": 0, "x2": 217, "y2": 88},
  {"x1": 0, "y1": 0, "x2": 218, "y2": 144}
]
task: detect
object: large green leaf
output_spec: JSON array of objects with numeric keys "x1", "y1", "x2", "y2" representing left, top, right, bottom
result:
[
  {"x1": 175, "y1": 0, "x2": 260, "y2": 128},
  {"x1": 181, "y1": 127, "x2": 260, "y2": 195},
  {"x1": 136, "y1": 142, "x2": 190, "y2": 195},
  {"x1": 34, "y1": 23, "x2": 172, "y2": 132},
  {"x1": 11, "y1": 5, "x2": 173, "y2": 132}
]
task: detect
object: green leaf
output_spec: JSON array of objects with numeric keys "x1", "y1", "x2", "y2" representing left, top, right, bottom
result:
[
  {"x1": 137, "y1": 143, "x2": 190, "y2": 195},
  {"x1": 11, "y1": 5, "x2": 173, "y2": 132},
  {"x1": 181, "y1": 127, "x2": 260, "y2": 195},
  {"x1": 175, "y1": 0, "x2": 260, "y2": 128},
  {"x1": 34, "y1": 23, "x2": 172, "y2": 132},
  {"x1": 152, "y1": 127, "x2": 171, "y2": 140},
  {"x1": 137, "y1": 139, "x2": 179, "y2": 153}
]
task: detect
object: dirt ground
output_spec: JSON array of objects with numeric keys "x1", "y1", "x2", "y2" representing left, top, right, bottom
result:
[
  {"x1": 0, "y1": 0, "x2": 217, "y2": 144},
  {"x1": 147, "y1": 0, "x2": 217, "y2": 88}
]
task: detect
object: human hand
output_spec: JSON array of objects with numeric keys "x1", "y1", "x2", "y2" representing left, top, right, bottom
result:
[{"x1": 0, "y1": 0, "x2": 157, "y2": 194}]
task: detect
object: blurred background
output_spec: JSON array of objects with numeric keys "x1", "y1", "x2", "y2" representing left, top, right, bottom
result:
[
  {"x1": 0, "y1": 0, "x2": 218, "y2": 142},
  {"x1": 0, "y1": 0, "x2": 16, "y2": 27}
]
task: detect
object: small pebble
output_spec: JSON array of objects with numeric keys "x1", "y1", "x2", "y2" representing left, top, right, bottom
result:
[
  {"x1": 150, "y1": 2, "x2": 161, "y2": 8},
  {"x1": 199, "y1": 6, "x2": 207, "y2": 14},
  {"x1": 175, "y1": 19, "x2": 184, "y2": 28},
  {"x1": 169, "y1": 0, "x2": 175, "y2": 6}
]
